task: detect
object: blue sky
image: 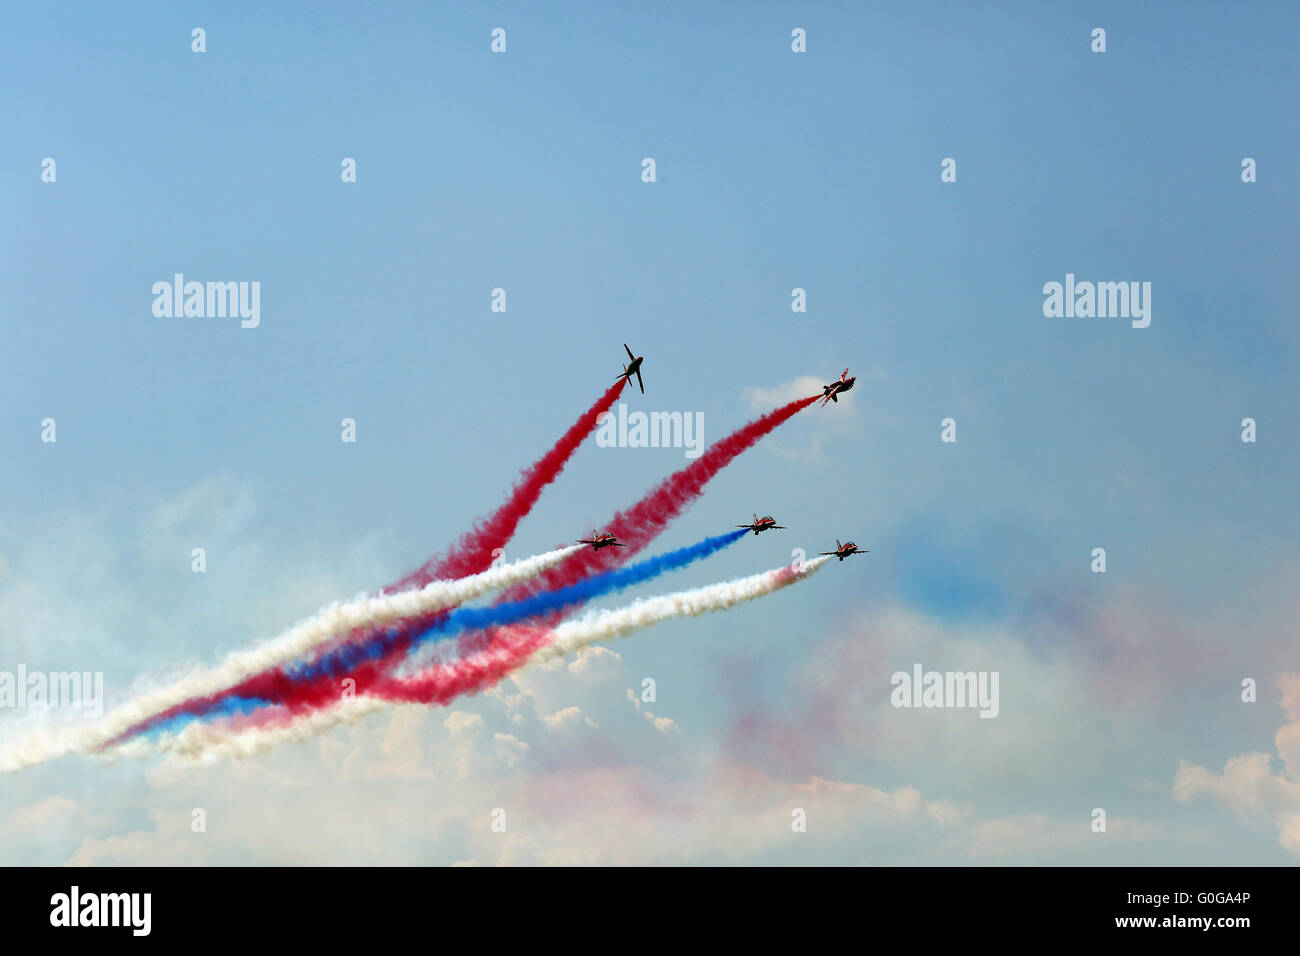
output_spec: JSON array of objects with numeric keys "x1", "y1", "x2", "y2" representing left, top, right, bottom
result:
[{"x1": 2, "y1": 2, "x2": 1298, "y2": 864}]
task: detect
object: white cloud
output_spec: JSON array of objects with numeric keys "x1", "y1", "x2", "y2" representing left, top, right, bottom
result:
[
  {"x1": 0, "y1": 795, "x2": 115, "y2": 838},
  {"x1": 1173, "y1": 673, "x2": 1300, "y2": 857},
  {"x1": 540, "y1": 706, "x2": 596, "y2": 731},
  {"x1": 40, "y1": 648, "x2": 1208, "y2": 866},
  {"x1": 566, "y1": 645, "x2": 621, "y2": 682},
  {"x1": 493, "y1": 732, "x2": 531, "y2": 769},
  {"x1": 5, "y1": 477, "x2": 1287, "y2": 866},
  {"x1": 963, "y1": 812, "x2": 1170, "y2": 858},
  {"x1": 739, "y1": 374, "x2": 868, "y2": 461},
  {"x1": 625, "y1": 688, "x2": 679, "y2": 734},
  {"x1": 444, "y1": 711, "x2": 484, "y2": 737},
  {"x1": 742, "y1": 376, "x2": 828, "y2": 412}
]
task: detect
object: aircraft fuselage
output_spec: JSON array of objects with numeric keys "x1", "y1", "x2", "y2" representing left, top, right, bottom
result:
[{"x1": 825, "y1": 378, "x2": 855, "y2": 401}]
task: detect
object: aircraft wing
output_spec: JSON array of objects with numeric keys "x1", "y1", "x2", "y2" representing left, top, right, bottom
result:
[
  {"x1": 625, "y1": 343, "x2": 635, "y2": 361},
  {"x1": 634, "y1": 368, "x2": 644, "y2": 393}
]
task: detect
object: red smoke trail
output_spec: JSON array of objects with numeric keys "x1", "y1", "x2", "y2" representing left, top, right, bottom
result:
[
  {"x1": 290, "y1": 377, "x2": 627, "y2": 671},
  {"x1": 384, "y1": 561, "x2": 812, "y2": 706},
  {"x1": 303, "y1": 375, "x2": 625, "y2": 669},
  {"x1": 113, "y1": 380, "x2": 625, "y2": 742},
  {"x1": 370, "y1": 625, "x2": 549, "y2": 705},
  {"x1": 183, "y1": 625, "x2": 550, "y2": 748},
  {"x1": 390, "y1": 377, "x2": 627, "y2": 590},
  {"x1": 286, "y1": 393, "x2": 819, "y2": 707},
  {"x1": 309, "y1": 375, "x2": 629, "y2": 651},
  {"x1": 441, "y1": 394, "x2": 818, "y2": 660},
  {"x1": 133, "y1": 391, "x2": 818, "y2": 736},
  {"x1": 187, "y1": 560, "x2": 817, "y2": 750},
  {"x1": 491, "y1": 394, "x2": 820, "y2": 610}
]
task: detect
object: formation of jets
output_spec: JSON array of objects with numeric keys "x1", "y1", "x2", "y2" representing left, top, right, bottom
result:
[
  {"x1": 606, "y1": 345, "x2": 868, "y2": 566},
  {"x1": 616, "y1": 347, "x2": 853, "y2": 410}
]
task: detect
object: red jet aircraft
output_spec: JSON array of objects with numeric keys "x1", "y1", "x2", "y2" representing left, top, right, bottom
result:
[
  {"x1": 736, "y1": 514, "x2": 786, "y2": 535},
  {"x1": 576, "y1": 531, "x2": 626, "y2": 550},
  {"x1": 820, "y1": 368, "x2": 856, "y2": 406},
  {"x1": 820, "y1": 539, "x2": 869, "y2": 561}
]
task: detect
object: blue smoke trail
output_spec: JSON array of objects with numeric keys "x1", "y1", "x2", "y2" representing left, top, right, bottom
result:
[
  {"x1": 284, "y1": 528, "x2": 751, "y2": 682},
  {"x1": 144, "y1": 694, "x2": 272, "y2": 738}
]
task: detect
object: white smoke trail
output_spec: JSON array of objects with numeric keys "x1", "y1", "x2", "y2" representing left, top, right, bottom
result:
[
  {"x1": 137, "y1": 557, "x2": 831, "y2": 764},
  {"x1": 528, "y1": 555, "x2": 831, "y2": 667},
  {"x1": 0, "y1": 545, "x2": 582, "y2": 772},
  {"x1": 111, "y1": 696, "x2": 394, "y2": 765}
]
